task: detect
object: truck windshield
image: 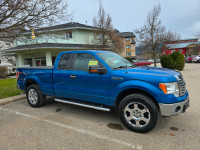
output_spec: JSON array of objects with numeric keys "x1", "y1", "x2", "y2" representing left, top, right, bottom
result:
[{"x1": 97, "y1": 52, "x2": 133, "y2": 69}]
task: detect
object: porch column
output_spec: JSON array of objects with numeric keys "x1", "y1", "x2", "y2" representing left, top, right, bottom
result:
[
  {"x1": 18, "y1": 54, "x2": 22, "y2": 67},
  {"x1": 45, "y1": 51, "x2": 52, "y2": 66}
]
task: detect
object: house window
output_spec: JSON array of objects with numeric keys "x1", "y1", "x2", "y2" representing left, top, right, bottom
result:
[
  {"x1": 35, "y1": 57, "x2": 46, "y2": 66},
  {"x1": 126, "y1": 52, "x2": 131, "y2": 56},
  {"x1": 126, "y1": 45, "x2": 131, "y2": 49},
  {"x1": 179, "y1": 49, "x2": 183, "y2": 53},
  {"x1": 171, "y1": 50, "x2": 175, "y2": 53},
  {"x1": 24, "y1": 58, "x2": 33, "y2": 67},
  {"x1": 126, "y1": 37, "x2": 130, "y2": 41},
  {"x1": 6, "y1": 42, "x2": 10, "y2": 46},
  {"x1": 66, "y1": 32, "x2": 72, "y2": 39}
]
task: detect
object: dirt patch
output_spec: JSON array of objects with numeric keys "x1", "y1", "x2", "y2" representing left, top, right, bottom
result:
[
  {"x1": 56, "y1": 108, "x2": 62, "y2": 112},
  {"x1": 170, "y1": 127, "x2": 179, "y2": 131},
  {"x1": 107, "y1": 123, "x2": 124, "y2": 130}
]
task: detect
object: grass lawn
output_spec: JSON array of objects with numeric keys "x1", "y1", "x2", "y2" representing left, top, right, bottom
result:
[{"x1": 0, "y1": 78, "x2": 22, "y2": 99}]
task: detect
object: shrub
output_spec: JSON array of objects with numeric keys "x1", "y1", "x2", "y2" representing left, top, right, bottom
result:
[
  {"x1": 124, "y1": 57, "x2": 133, "y2": 63},
  {"x1": 171, "y1": 52, "x2": 185, "y2": 71},
  {"x1": 0, "y1": 67, "x2": 8, "y2": 79},
  {"x1": 160, "y1": 52, "x2": 185, "y2": 71},
  {"x1": 160, "y1": 55, "x2": 173, "y2": 69}
]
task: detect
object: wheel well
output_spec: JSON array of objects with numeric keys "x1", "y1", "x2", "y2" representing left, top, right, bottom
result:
[
  {"x1": 115, "y1": 89, "x2": 160, "y2": 113},
  {"x1": 25, "y1": 80, "x2": 37, "y2": 91}
]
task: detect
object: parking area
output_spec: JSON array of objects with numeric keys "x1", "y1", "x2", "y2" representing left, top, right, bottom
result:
[{"x1": 0, "y1": 63, "x2": 200, "y2": 150}]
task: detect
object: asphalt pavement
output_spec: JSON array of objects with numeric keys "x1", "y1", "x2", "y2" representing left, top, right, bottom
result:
[{"x1": 0, "y1": 63, "x2": 200, "y2": 150}]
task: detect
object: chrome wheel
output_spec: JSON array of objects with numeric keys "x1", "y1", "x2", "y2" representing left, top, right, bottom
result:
[
  {"x1": 124, "y1": 102, "x2": 150, "y2": 128},
  {"x1": 28, "y1": 89, "x2": 38, "y2": 105}
]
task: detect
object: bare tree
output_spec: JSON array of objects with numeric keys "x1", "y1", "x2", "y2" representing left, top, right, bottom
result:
[
  {"x1": 93, "y1": 1, "x2": 124, "y2": 53},
  {"x1": 0, "y1": 0, "x2": 71, "y2": 39},
  {"x1": 160, "y1": 30, "x2": 181, "y2": 42},
  {"x1": 195, "y1": 32, "x2": 200, "y2": 38},
  {"x1": 0, "y1": 40, "x2": 16, "y2": 66},
  {"x1": 109, "y1": 30, "x2": 125, "y2": 53},
  {"x1": 135, "y1": 4, "x2": 180, "y2": 67}
]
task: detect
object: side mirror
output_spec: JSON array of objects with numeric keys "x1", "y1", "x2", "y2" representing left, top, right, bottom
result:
[{"x1": 89, "y1": 65, "x2": 107, "y2": 74}]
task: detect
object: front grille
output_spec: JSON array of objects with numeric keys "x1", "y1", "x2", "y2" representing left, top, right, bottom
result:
[{"x1": 178, "y1": 74, "x2": 186, "y2": 96}]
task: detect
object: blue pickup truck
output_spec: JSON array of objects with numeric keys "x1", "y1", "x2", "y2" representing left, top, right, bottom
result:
[{"x1": 16, "y1": 50, "x2": 189, "y2": 133}]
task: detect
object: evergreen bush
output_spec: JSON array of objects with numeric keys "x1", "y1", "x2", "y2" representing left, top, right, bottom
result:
[{"x1": 160, "y1": 52, "x2": 185, "y2": 71}]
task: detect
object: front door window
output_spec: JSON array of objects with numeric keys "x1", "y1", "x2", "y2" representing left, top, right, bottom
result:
[{"x1": 74, "y1": 53, "x2": 100, "y2": 71}]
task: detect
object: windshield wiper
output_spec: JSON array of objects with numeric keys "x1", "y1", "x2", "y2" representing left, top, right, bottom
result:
[
  {"x1": 114, "y1": 65, "x2": 135, "y2": 69},
  {"x1": 113, "y1": 65, "x2": 127, "y2": 69}
]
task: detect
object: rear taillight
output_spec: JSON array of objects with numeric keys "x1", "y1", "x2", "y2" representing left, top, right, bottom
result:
[
  {"x1": 16, "y1": 71, "x2": 21, "y2": 80},
  {"x1": 16, "y1": 71, "x2": 19, "y2": 79}
]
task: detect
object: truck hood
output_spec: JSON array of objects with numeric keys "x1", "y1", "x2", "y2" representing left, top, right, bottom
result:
[{"x1": 112, "y1": 66, "x2": 180, "y2": 85}]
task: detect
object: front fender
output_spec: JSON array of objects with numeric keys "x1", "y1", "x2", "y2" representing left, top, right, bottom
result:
[{"x1": 110, "y1": 80, "x2": 164, "y2": 106}]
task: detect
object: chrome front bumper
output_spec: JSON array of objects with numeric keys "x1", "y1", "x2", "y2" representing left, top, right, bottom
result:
[{"x1": 159, "y1": 98, "x2": 189, "y2": 116}]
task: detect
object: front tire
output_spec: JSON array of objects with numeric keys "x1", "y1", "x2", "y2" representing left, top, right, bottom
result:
[
  {"x1": 118, "y1": 94, "x2": 159, "y2": 133},
  {"x1": 26, "y1": 84, "x2": 46, "y2": 108}
]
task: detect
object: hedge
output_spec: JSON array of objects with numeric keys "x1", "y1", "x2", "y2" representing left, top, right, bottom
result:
[{"x1": 160, "y1": 52, "x2": 185, "y2": 71}]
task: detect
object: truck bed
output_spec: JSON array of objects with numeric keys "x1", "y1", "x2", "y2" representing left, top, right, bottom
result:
[
  {"x1": 18, "y1": 66, "x2": 53, "y2": 69},
  {"x1": 17, "y1": 66, "x2": 54, "y2": 96}
]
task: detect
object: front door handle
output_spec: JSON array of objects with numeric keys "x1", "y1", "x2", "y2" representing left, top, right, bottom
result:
[{"x1": 70, "y1": 75, "x2": 76, "y2": 79}]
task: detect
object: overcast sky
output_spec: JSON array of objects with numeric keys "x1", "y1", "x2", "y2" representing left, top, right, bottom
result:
[{"x1": 67, "y1": 0, "x2": 200, "y2": 39}]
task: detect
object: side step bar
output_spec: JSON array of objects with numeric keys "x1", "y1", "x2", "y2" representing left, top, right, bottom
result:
[{"x1": 54, "y1": 98, "x2": 110, "y2": 112}]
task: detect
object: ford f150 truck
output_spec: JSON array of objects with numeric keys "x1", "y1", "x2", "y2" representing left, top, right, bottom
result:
[{"x1": 16, "y1": 50, "x2": 189, "y2": 133}]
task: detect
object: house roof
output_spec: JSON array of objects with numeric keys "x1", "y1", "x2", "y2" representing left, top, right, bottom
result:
[
  {"x1": 4, "y1": 43, "x2": 111, "y2": 52},
  {"x1": 23, "y1": 22, "x2": 98, "y2": 34},
  {"x1": 118, "y1": 32, "x2": 135, "y2": 38},
  {"x1": 165, "y1": 42, "x2": 199, "y2": 49}
]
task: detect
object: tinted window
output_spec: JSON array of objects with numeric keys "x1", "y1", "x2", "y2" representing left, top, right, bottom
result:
[
  {"x1": 74, "y1": 53, "x2": 99, "y2": 71},
  {"x1": 58, "y1": 54, "x2": 71, "y2": 70}
]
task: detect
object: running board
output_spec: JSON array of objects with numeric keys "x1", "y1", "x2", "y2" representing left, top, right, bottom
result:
[{"x1": 54, "y1": 98, "x2": 110, "y2": 112}]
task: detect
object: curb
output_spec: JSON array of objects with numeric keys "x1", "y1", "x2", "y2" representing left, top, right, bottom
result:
[{"x1": 0, "y1": 94, "x2": 26, "y2": 105}]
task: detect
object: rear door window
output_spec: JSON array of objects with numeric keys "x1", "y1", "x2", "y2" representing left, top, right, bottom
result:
[{"x1": 58, "y1": 54, "x2": 72, "y2": 70}]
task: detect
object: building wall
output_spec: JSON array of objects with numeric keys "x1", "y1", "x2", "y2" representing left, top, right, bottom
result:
[
  {"x1": 120, "y1": 36, "x2": 136, "y2": 57},
  {"x1": 15, "y1": 29, "x2": 95, "y2": 46},
  {"x1": 162, "y1": 46, "x2": 187, "y2": 55},
  {"x1": 162, "y1": 39, "x2": 199, "y2": 56},
  {"x1": 10, "y1": 25, "x2": 137, "y2": 66}
]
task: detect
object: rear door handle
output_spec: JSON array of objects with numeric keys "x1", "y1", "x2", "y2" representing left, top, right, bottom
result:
[{"x1": 70, "y1": 75, "x2": 76, "y2": 79}]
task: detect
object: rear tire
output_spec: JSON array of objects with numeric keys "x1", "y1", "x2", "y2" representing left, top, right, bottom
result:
[
  {"x1": 118, "y1": 94, "x2": 159, "y2": 133},
  {"x1": 26, "y1": 84, "x2": 46, "y2": 108}
]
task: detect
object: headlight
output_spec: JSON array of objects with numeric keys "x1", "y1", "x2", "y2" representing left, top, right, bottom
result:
[{"x1": 159, "y1": 82, "x2": 180, "y2": 97}]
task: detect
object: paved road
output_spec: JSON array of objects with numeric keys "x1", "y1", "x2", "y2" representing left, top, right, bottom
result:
[{"x1": 0, "y1": 64, "x2": 200, "y2": 150}]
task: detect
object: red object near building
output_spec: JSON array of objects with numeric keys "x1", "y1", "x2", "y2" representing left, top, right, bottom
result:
[
  {"x1": 162, "y1": 39, "x2": 199, "y2": 56},
  {"x1": 134, "y1": 60, "x2": 151, "y2": 66}
]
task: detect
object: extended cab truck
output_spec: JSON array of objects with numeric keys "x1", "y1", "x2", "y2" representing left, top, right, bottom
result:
[{"x1": 16, "y1": 50, "x2": 189, "y2": 133}]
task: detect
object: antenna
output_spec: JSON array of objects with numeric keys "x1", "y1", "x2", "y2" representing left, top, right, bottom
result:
[{"x1": 85, "y1": 21, "x2": 87, "y2": 26}]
